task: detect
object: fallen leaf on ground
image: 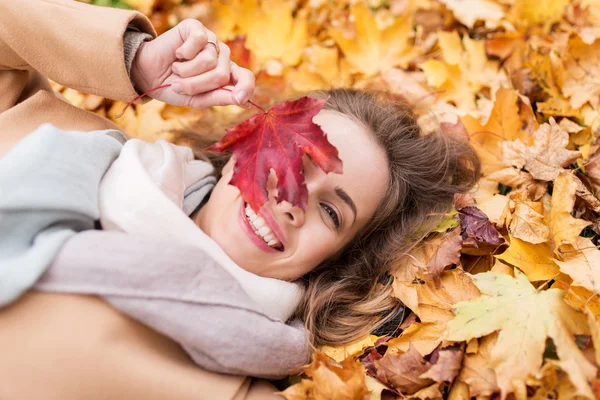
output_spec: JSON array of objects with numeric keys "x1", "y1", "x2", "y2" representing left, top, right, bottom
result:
[
  {"x1": 550, "y1": 171, "x2": 592, "y2": 247},
  {"x1": 374, "y1": 343, "x2": 434, "y2": 394},
  {"x1": 329, "y1": 2, "x2": 415, "y2": 77},
  {"x1": 495, "y1": 236, "x2": 559, "y2": 281},
  {"x1": 279, "y1": 352, "x2": 369, "y2": 400},
  {"x1": 522, "y1": 118, "x2": 581, "y2": 181},
  {"x1": 445, "y1": 269, "x2": 596, "y2": 399}
]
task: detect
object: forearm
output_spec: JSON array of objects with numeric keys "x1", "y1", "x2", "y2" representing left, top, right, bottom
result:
[{"x1": 0, "y1": 0, "x2": 156, "y2": 105}]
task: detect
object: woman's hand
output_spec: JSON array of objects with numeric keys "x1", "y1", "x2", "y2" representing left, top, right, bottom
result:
[{"x1": 130, "y1": 19, "x2": 255, "y2": 109}]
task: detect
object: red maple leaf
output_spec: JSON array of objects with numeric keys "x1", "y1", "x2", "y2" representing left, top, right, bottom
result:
[{"x1": 207, "y1": 96, "x2": 343, "y2": 213}]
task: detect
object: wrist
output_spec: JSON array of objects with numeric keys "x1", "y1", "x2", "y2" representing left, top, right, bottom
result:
[{"x1": 130, "y1": 40, "x2": 152, "y2": 94}]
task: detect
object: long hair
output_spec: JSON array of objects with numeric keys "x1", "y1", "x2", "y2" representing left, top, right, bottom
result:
[{"x1": 175, "y1": 88, "x2": 481, "y2": 348}]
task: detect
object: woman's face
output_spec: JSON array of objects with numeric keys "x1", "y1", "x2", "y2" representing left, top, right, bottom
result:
[{"x1": 194, "y1": 110, "x2": 389, "y2": 280}]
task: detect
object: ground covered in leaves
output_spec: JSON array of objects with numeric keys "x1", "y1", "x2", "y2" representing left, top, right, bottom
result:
[{"x1": 69, "y1": 0, "x2": 600, "y2": 398}]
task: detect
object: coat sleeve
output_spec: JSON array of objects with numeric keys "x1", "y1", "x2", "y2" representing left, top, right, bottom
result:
[{"x1": 0, "y1": 0, "x2": 157, "y2": 114}]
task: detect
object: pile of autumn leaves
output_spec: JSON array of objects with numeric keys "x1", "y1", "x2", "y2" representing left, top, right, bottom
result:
[{"x1": 71, "y1": 0, "x2": 600, "y2": 398}]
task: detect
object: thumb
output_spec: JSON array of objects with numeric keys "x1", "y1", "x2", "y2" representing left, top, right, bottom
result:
[{"x1": 187, "y1": 87, "x2": 246, "y2": 109}]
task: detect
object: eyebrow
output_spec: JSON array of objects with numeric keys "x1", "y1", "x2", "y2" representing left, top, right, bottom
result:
[{"x1": 335, "y1": 187, "x2": 357, "y2": 225}]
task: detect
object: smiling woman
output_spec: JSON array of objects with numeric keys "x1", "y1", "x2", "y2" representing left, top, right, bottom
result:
[
  {"x1": 193, "y1": 107, "x2": 389, "y2": 280},
  {"x1": 190, "y1": 88, "x2": 481, "y2": 347}
]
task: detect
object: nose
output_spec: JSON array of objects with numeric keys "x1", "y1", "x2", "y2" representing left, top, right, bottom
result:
[{"x1": 276, "y1": 201, "x2": 305, "y2": 228}]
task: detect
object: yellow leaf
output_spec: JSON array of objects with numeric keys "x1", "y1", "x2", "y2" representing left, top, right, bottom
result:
[
  {"x1": 210, "y1": 0, "x2": 241, "y2": 41},
  {"x1": 495, "y1": 236, "x2": 559, "y2": 281},
  {"x1": 509, "y1": 0, "x2": 570, "y2": 26},
  {"x1": 329, "y1": 2, "x2": 415, "y2": 77},
  {"x1": 287, "y1": 45, "x2": 352, "y2": 92},
  {"x1": 446, "y1": 270, "x2": 596, "y2": 399},
  {"x1": 437, "y1": 30, "x2": 463, "y2": 66},
  {"x1": 109, "y1": 101, "x2": 137, "y2": 137},
  {"x1": 386, "y1": 322, "x2": 448, "y2": 357},
  {"x1": 134, "y1": 100, "x2": 179, "y2": 142},
  {"x1": 550, "y1": 172, "x2": 592, "y2": 246},
  {"x1": 320, "y1": 335, "x2": 378, "y2": 362},
  {"x1": 365, "y1": 375, "x2": 387, "y2": 400},
  {"x1": 419, "y1": 59, "x2": 450, "y2": 88},
  {"x1": 238, "y1": 0, "x2": 307, "y2": 70},
  {"x1": 122, "y1": 0, "x2": 155, "y2": 15},
  {"x1": 462, "y1": 87, "x2": 529, "y2": 175},
  {"x1": 279, "y1": 352, "x2": 369, "y2": 400}
]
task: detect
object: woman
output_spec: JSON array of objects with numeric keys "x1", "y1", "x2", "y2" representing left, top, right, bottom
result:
[{"x1": 0, "y1": 0, "x2": 480, "y2": 399}]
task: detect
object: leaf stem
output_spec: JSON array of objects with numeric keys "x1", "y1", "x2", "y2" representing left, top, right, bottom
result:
[
  {"x1": 114, "y1": 84, "x2": 265, "y2": 118},
  {"x1": 218, "y1": 87, "x2": 266, "y2": 112}
]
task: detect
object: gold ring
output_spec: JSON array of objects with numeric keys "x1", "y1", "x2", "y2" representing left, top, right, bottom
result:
[{"x1": 206, "y1": 40, "x2": 220, "y2": 57}]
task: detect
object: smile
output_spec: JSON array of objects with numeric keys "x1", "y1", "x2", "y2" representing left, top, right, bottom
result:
[{"x1": 238, "y1": 201, "x2": 284, "y2": 252}]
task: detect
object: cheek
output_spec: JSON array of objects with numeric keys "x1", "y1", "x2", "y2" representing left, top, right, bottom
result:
[{"x1": 295, "y1": 228, "x2": 338, "y2": 271}]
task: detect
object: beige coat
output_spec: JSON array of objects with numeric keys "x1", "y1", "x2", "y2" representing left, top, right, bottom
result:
[{"x1": 0, "y1": 0, "x2": 281, "y2": 398}]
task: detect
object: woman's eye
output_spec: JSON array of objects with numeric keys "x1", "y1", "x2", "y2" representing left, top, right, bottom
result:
[{"x1": 320, "y1": 203, "x2": 340, "y2": 228}]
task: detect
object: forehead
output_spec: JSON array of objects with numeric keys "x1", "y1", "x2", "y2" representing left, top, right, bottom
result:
[{"x1": 312, "y1": 110, "x2": 389, "y2": 222}]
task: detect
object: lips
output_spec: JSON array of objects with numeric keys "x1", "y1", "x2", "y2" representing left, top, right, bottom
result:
[{"x1": 238, "y1": 200, "x2": 286, "y2": 253}]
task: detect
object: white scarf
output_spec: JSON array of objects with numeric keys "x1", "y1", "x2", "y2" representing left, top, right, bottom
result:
[{"x1": 98, "y1": 139, "x2": 305, "y2": 321}]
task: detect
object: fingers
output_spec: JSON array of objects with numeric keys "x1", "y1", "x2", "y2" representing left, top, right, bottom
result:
[
  {"x1": 172, "y1": 42, "x2": 232, "y2": 96},
  {"x1": 187, "y1": 86, "x2": 240, "y2": 109},
  {"x1": 175, "y1": 20, "x2": 209, "y2": 60},
  {"x1": 229, "y1": 62, "x2": 255, "y2": 106},
  {"x1": 172, "y1": 42, "x2": 219, "y2": 78}
]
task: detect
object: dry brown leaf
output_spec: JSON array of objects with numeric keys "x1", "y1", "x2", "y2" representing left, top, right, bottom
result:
[
  {"x1": 554, "y1": 236, "x2": 600, "y2": 295},
  {"x1": 426, "y1": 228, "x2": 463, "y2": 288},
  {"x1": 458, "y1": 333, "x2": 499, "y2": 397},
  {"x1": 374, "y1": 343, "x2": 434, "y2": 394},
  {"x1": 508, "y1": 201, "x2": 550, "y2": 244},
  {"x1": 555, "y1": 37, "x2": 600, "y2": 110},
  {"x1": 522, "y1": 118, "x2": 581, "y2": 181},
  {"x1": 419, "y1": 346, "x2": 464, "y2": 383}
]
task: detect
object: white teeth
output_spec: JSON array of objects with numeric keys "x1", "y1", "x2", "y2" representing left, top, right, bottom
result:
[
  {"x1": 253, "y1": 218, "x2": 265, "y2": 229},
  {"x1": 244, "y1": 203, "x2": 280, "y2": 249}
]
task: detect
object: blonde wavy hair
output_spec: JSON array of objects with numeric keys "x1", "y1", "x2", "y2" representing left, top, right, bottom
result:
[{"x1": 177, "y1": 88, "x2": 481, "y2": 349}]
